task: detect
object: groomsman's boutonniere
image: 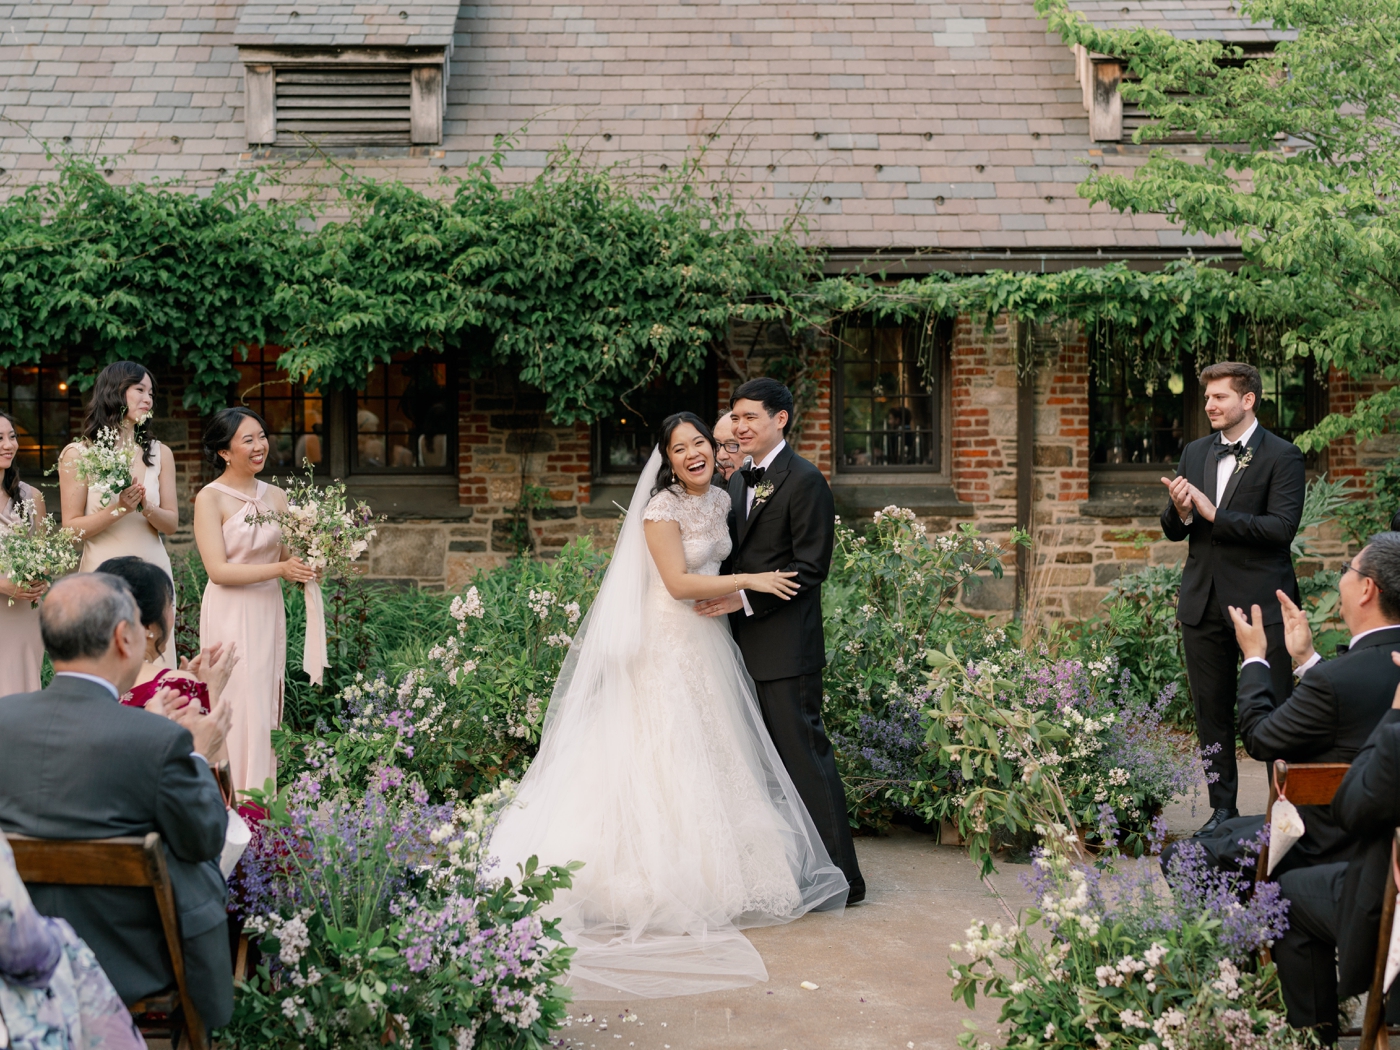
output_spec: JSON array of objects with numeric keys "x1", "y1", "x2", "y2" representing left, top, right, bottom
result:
[
  {"x1": 1234, "y1": 446, "x2": 1255, "y2": 475},
  {"x1": 752, "y1": 480, "x2": 775, "y2": 508}
]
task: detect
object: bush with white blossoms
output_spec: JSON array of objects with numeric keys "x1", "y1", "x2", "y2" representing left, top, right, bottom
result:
[
  {"x1": 950, "y1": 849, "x2": 1311, "y2": 1050},
  {"x1": 224, "y1": 760, "x2": 577, "y2": 1049},
  {"x1": 278, "y1": 538, "x2": 607, "y2": 800}
]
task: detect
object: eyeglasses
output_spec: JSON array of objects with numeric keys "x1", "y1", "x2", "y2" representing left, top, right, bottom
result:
[
  {"x1": 1343, "y1": 559, "x2": 1382, "y2": 588},
  {"x1": 719, "y1": 441, "x2": 741, "y2": 453}
]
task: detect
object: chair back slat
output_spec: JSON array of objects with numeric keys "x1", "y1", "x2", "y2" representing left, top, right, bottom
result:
[
  {"x1": 1273, "y1": 760, "x2": 1351, "y2": 806},
  {"x1": 5, "y1": 830, "x2": 206, "y2": 1050},
  {"x1": 8, "y1": 835, "x2": 152, "y2": 886}
]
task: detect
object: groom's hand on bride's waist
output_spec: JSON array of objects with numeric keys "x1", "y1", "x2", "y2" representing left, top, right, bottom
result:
[{"x1": 694, "y1": 593, "x2": 745, "y2": 617}]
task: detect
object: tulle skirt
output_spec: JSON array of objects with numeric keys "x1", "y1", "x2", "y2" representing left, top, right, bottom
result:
[{"x1": 487, "y1": 582, "x2": 848, "y2": 1000}]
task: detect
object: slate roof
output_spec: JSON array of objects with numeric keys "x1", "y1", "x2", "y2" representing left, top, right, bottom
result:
[
  {"x1": 233, "y1": 2, "x2": 460, "y2": 49},
  {"x1": 0, "y1": 0, "x2": 1275, "y2": 257},
  {"x1": 1069, "y1": 0, "x2": 1291, "y2": 41}
]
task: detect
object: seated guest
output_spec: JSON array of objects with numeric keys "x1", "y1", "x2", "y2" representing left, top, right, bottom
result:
[
  {"x1": 0, "y1": 829, "x2": 145, "y2": 1050},
  {"x1": 1185, "y1": 533, "x2": 1400, "y2": 875},
  {"x1": 1274, "y1": 650, "x2": 1400, "y2": 1043},
  {"x1": 0, "y1": 573, "x2": 235, "y2": 1031},
  {"x1": 95, "y1": 555, "x2": 238, "y2": 724}
]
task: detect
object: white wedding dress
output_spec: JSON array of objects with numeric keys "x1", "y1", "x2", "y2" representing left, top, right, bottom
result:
[{"x1": 488, "y1": 448, "x2": 848, "y2": 1000}]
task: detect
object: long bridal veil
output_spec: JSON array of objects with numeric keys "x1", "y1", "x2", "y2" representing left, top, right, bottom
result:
[{"x1": 488, "y1": 448, "x2": 848, "y2": 1000}]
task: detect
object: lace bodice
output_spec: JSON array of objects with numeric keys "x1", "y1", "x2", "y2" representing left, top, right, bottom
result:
[{"x1": 643, "y1": 485, "x2": 732, "y2": 575}]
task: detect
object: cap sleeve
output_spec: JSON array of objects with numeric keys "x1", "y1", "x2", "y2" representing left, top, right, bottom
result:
[{"x1": 643, "y1": 488, "x2": 684, "y2": 524}]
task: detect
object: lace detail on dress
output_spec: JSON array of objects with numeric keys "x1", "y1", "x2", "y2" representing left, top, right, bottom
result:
[{"x1": 643, "y1": 486, "x2": 732, "y2": 576}]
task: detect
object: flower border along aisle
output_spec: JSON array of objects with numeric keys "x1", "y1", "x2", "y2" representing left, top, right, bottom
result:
[
  {"x1": 248, "y1": 466, "x2": 379, "y2": 686},
  {"x1": 227, "y1": 760, "x2": 578, "y2": 1050}
]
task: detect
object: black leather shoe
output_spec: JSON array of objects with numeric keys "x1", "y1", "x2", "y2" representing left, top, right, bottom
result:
[
  {"x1": 1193, "y1": 807, "x2": 1240, "y2": 837},
  {"x1": 846, "y1": 877, "x2": 866, "y2": 905}
]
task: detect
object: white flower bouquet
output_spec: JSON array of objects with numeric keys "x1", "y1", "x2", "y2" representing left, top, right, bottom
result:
[
  {"x1": 0, "y1": 500, "x2": 80, "y2": 606},
  {"x1": 67, "y1": 426, "x2": 135, "y2": 511},
  {"x1": 247, "y1": 464, "x2": 380, "y2": 684}
]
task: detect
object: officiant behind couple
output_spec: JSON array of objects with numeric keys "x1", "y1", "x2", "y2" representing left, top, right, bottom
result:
[{"x1": 488, "y1": 378, "x2": 862, "y2": 1002}]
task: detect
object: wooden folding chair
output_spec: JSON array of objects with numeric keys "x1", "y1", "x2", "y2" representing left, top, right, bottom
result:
[
  {"x1": 8, "y1": 831, "x2": 207, "y2": 1050},
  {"x1": 1252, "y1": 760, "x2": 1350, "y2": 970},
  {"x1": 1359, "y1": 828, "x2": 1400, "y2": 1050}
]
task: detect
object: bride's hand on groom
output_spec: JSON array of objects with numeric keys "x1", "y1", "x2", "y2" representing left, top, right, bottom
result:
[{"x1": 742, "y1": 570, "x2": 801, "y2": 599}]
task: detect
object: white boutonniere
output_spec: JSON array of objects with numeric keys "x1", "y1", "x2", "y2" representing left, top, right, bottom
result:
[
  {"x1": 752, "y1": 480, "x2": 775, "y2": 507},
  {"x1": 1233, "y1": 446, "x2": 1255, "y2": 475}
]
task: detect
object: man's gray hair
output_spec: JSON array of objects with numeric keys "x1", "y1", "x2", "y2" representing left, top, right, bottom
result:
[
  {"x1": 40, "y1": 573, "x2": 140, "y2": 661},
  {"x1": 1363, "y1": 533, "x2": 1400, "y2": 622},
  {"x1": 714, "y1": 410, "x2": 733, "y2": 430}
]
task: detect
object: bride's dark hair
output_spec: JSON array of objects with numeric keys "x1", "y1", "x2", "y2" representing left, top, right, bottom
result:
[{"x1": 652, "y1": 411, "x2": 716, "y2": 496}]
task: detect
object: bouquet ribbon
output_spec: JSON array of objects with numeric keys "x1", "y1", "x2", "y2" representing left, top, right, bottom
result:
[{"x1": 303, "y1": 580, "x2": 329, "y2": 686}]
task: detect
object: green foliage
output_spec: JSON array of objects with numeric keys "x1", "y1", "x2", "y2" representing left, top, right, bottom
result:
[
  {"x1": 821, "y1": 510, "x2": 1021, "y2": 829},
  {"x1": 1292, "y1": 474, "x2": 1351, "y2": 560},
  {"x1": 225, "y1": 774, "x2": 577, "y2": 1050},
  {"x1": 1336, "y1": 458, "x2": 1400, "y2": 545},
  {"x1": 1036, "y1": 0, "x2": 1400, "y2": 451},
  {"x1": 1100, "y1": 564, "x2": 1191, "y2": 726},
  {"x1": 278, "y1": 538, "x2": 608, "y2": 799},
  {"x1": 0, "y1": 154, "x2": 306, "y2": 413},
  {"x1": 950, "y1": 852, "x2": 1311, "y2": 1050}
]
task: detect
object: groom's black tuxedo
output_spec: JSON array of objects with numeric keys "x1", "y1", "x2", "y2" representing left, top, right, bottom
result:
[
  {"x1": 724, "y1": 443, "x2": 863, "y2": 892},
  {"x1": 1161, "y1": 424, "x2": 1306, "y2": 812}
]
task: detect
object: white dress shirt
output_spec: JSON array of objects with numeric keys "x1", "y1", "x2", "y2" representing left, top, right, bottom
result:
[
  {"x1": 1214, "y1": 418, "x2": 1259, "y2": 506},
  {"x1": 739, "y1": 441, "x2": 787, "y2": 616},
  {"x1": 1245, "y1": 623, "x2": 1396, "y2": 678}
]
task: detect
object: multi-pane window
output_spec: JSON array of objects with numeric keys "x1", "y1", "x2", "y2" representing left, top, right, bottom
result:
[
  {"x1": 236, "y1": 345, "x2": 325, "y2": 473},
  {"x1": 1090, "y1": 345, "x2": 1319, "y2": 466},
  {"x1": 353, "y1": 353, "x2": 455, "y2": 473},
  {"x1": 1090, "y1": 351, "x2": 1187, "y2": 466},
  {"x1": 0, "y1": 363, "x2": 72, "y2": 476},
  {"x1": 836, "y1": 317, "x2": 943, "y2": 470},
  {"x1": 594, "y1": 360, "x2": 717, "y2": 474}
]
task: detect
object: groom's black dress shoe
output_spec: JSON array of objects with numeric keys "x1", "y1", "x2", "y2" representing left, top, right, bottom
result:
[
  {"x1": 1193, "y1": 807, "x2": 1240, "y2": 837},
  {"x1": 846, "y1": 877, "x2": 866, "y2": 905}
]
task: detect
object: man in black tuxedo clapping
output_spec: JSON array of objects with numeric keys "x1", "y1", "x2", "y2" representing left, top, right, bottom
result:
[{"x1": 1160, "y1": 361, "x2": 1306, "y2": 836}]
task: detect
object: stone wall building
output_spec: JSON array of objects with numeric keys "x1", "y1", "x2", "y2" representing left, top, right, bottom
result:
[{"x1": 0, "y1": 0, "x2": 1376, "y2": 612}]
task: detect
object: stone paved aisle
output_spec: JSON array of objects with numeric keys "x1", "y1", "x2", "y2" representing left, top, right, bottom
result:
[{"x1": 560, "y1": 827, "x2": 1033, "y2": 1050}]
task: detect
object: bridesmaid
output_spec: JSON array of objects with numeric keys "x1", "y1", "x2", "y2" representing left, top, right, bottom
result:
[
  {"x1": 58, "y1": 361, "x2": 179, "y2": 665},
  {"x1": 0, "y1": 410, "x2": 49, "y2": 696},
  {"x1": 194, "y1": 407, "x2": 314, "y2": 795}
]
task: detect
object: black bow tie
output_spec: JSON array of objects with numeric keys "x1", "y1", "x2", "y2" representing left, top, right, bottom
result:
[
  {"x1": 741, "y1": 464, "x2": 766, "y2": 487},
  {"x1": 1215, "y1": 440, "x2": 1247, "y2": 460}
]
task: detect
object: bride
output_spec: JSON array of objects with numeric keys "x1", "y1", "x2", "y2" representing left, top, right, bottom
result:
[{"x1": 488, "y1": 411, "x2": 848, "y2": 1000}]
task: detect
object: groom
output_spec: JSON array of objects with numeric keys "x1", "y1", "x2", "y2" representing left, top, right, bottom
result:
[{"x1": 695, "y1": 378, "x2": 866, "y2": 904}]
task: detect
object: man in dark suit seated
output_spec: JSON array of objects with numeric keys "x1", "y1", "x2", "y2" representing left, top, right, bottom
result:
[
  {"x1": 0, "y1": 573, "x2": 234, "y2": 1030},
  {"x1": 1183, "y1": 533, "x2": 1400, "y2": 876},
  {"x1": 1275, "y1": 647, "x2": 1400, "y2": 1043}
]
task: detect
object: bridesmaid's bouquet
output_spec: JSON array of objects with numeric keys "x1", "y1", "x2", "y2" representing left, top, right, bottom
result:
[
  {"x1": 67, "y1": 426, "x2": 135, "y2": 511},
  {"x1": 246, "y1": 464, "x2": 380, "y2": 685},
  {"x1": 0, "y1": 501, "x2": 80, "y2": 606}
]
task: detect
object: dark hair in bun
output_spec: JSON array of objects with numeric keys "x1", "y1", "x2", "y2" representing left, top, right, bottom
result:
[
  {"x1": 203, "y1": 407, "x2": 267, "y2": 476},
  {"x1": 95, "y1": 555, "x2": 174, "y2": 649}
]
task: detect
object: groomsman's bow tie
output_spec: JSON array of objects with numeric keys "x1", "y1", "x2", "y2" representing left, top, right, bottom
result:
[
  {"x1": 741, "y1": 464, "x2": 767, "y2": 487},
  {"x1": 1215, "y1": 440, "x2": 1247, "y2": 460}
]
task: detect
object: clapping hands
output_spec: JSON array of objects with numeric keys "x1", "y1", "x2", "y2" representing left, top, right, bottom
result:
[
  {"x1": 182, "y1": 641, "x2": 239, "y2": 708},
  {"x1": 1161, "y1": 474, "x2": 1218, "y2": 523},
  {"x1": 149, "y1": 681, "x2": 232, "y2": 760}
]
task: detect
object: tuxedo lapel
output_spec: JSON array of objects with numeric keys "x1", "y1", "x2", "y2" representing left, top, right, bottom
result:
[
  {"x1": 1218, "y1": 426, "x2": 1268, "y2": 512},
  {"x1": 739, "y1": 446, "x2": 794, "y2": 549}
]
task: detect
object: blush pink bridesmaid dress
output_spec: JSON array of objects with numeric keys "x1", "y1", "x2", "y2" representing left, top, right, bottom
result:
[
  {"x1": 0, "y1": 484, "x2": 45, "y2": 697},
  {"x1": 199, "y1": 479, "x2": 286, "y2": 794}
]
